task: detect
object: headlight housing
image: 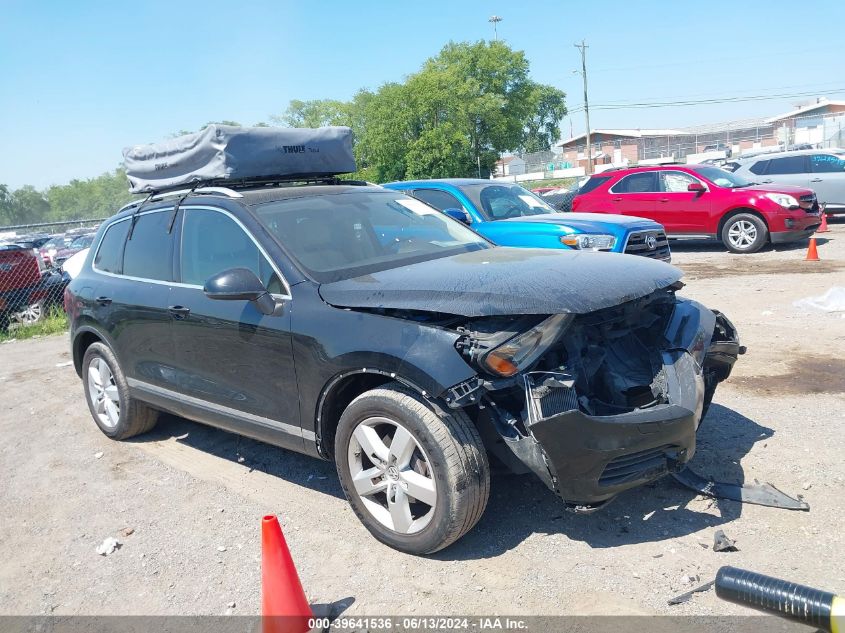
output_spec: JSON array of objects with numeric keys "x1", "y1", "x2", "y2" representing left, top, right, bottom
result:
[
  {"x1": 764, "y1": 193, "x2": 799, "y2": 209},
  {"x1": 560, "y1": 233, "x2": 616, "y2": 251},
  {"x1": 480, "y1": 314, "x2": 573, "y2": 377}
]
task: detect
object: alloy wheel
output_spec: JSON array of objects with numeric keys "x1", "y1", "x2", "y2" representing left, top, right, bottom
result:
[
  {"x1": 13, "y1": 300, "x2": 43, "y2": 325},
  {"x1": 87, "y1": 357, "x2": 121, "y2": 429},
  {"x1": 347, "y1": 416, "x2": 437, "y2": 534},
  {"x1": 727, "y1": 220, "x2": 758, "y2": 249}
]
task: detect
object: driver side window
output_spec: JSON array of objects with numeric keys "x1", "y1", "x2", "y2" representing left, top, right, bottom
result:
[{"x1": 180, "y1": 208, "x2": 284, "y2": 294}]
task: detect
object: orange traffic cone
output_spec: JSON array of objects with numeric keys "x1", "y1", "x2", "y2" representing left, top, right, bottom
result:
[
  {"x1": 817, "y1": 212, "x2": 829, "y2": 233},
  {"x1": 262, "y1": 515, "x2": 313, "y2": 633},
  {"x1": 805, "y1": 237, "x2": 820, "y2": 261}
]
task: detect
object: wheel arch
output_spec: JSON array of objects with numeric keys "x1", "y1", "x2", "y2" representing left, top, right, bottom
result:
[
  {"x1": 314, "y1": 369, "x2": 436, "y2": 461},
  {"x1": 717, "y1": 207, "x2": 770, "y2": 240},
  {"x1": 72, "y1": 325, "x2": 109, "y2": 377}
]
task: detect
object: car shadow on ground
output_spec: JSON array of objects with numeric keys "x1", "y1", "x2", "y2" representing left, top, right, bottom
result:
[
  {"x1": 135, "y1": 413, "x2": 346, "y2": 500},
  {"x1": 432, "y1": 403, "x2": 775, "y2": 561},
  {"x1": 135, "y1": 403, "x2": 774, "y2": 559}
]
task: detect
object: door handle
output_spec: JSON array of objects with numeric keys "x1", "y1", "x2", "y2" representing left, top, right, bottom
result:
[
  {"x1": 168, "y1": 305, "x2": 191, "y2": 320},
  {"x1": 810, "y1": 178, "x2": 823, "y2": 182},
  {"x1": 658, "y1": 198, "x2": 669, "y2": 203},
  {"x1": 761, "y1": 179, "x2": 773, "y2": 183},
  {"x1": 95, "y1": 296, "x2": 112, "y2": 306},
  {"x1": 612, "y1": 197, "x2": 622, "y2": 202}
]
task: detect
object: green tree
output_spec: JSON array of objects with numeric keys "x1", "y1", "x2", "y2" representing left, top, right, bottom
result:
[
  {"x1": 522, "y1": 84, "x2": 568, "y2": 153},
  {"x1": 272, "y1": 99, "x2": 352, "y2": 128}
]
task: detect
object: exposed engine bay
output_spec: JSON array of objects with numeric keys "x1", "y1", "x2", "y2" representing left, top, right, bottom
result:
[{"x1": 447, "y1": 287, "x2": 743, "y2": 510}]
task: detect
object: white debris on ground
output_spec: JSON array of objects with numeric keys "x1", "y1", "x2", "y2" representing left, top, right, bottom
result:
[
  {"x1": 95, "y1": 537, "x2": 121, "y2": 556},
  {"x1": 55, "y1": 361, "x2": 73, "y2": 368},
  {"x1": 794, "y1": 287, "x2": 845, "y2": 316}
]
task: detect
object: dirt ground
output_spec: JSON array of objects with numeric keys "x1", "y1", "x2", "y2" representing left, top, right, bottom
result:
[{"x1": 1, "y1": 221, "x2": 844, "y2": 619}]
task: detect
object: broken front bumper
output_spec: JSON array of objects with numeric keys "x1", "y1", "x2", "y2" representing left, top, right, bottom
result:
[{"x1": 486, "y1": 301, "x2": 742, "y2": 510}]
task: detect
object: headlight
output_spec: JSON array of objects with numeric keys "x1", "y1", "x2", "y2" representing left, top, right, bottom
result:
[
  {"x1": 560, "y1": 233, "x2": 616, "y2": 250},
  {"x1": 764, "y1": 193, "x2": 799, "y2": 208},
  {"x1": 480, "y1": 314, "x2": 572, "y2": 377}
]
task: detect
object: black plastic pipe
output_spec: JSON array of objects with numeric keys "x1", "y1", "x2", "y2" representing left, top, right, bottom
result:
[{"x1": 716, "y1": 566, "x2": 843, "y2": 633}]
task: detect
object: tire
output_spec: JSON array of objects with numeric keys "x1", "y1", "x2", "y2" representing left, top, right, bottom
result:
[
  {"x1": 721, "y1": 213, "x2": 768, "y2": 253},
  {"x1": 335, "y1": 382, "x2": 490, "y2": 554},
  {"x1": 82, "y1": 342, "x2": 158, "y2": 440},
  {"x1": 12, "y1": 299, "x2": 45, "y2": 325}
]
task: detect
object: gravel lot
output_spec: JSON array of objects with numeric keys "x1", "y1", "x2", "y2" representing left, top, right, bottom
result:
[{"x1": 1, "y1": 221, "x2": 843, "y2": 618}]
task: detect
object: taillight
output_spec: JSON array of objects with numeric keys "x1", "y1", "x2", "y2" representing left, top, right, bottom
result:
[{"x1": 33, "y1": 248, "x2": 45, "y2": 272}]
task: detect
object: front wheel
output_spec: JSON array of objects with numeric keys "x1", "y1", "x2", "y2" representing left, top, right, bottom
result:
[
  {"x1": 721, "y1": 213, "x2": 768, "y2": 253},
  {"x1": 335, "y1": 383, "x2": 490, "y2": 554}
]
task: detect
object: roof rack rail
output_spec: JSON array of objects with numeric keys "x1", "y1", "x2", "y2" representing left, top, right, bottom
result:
[{"x1": 118, "y1": 186, "x2": 242, "y2": 213}]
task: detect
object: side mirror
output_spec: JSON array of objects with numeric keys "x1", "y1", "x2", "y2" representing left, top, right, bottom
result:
[
  {"x1": 687, "y1": 182, "x2": 706, "y2": 193},
  {"x1": 203, "y1": 267, "x2": 276, "y2": 315},
  {"x1": 444, "y1": 208, "x2": 472, "y2": 225}
]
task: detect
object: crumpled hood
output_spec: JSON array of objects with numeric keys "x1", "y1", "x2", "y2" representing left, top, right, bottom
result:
[{"x1": 319, "y1": 247, "x2": 682, "y2": 317}]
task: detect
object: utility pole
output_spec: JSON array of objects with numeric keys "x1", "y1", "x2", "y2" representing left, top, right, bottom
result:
[
  {"x1": 574, "y1": 40, "x2": 592, "y2": 174},
  {"x1": 489, "y1": 15, "x2": 502, "y2": 41}
]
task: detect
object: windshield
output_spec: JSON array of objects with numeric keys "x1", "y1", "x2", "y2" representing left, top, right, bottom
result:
[
  {"x1": 70, "y1": 235, "x2": 93, "y2": 248},
  {"x1": 459, "y1": 183, "x2": 558, "y2": 221},
  {"x1": 692, "y1": 166, "x2": 752, "y2": 188},
  {"x1": 253, "y1": 190, "x2": 490, "y2": 283}
]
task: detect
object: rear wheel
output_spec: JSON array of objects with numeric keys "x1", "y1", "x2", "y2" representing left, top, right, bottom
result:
[
  {"x1": 82, "y1": 342, "x2": 158, "y2": 440},
  {"x1": 335, "y1": 383, "x2": 489, "y2": 554},
  {"x1": 721, "y1": 213, "x2": 768, "y2": 253},
  {"x1": 12, "y1": 299, "x2": 45, "y2": 325}
]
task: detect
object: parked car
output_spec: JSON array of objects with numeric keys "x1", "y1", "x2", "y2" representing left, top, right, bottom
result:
[
  {"x1": 531, "y1": 186, "x2": 557, "y2": 195},
  {"x1": 572, "y1": 164, "x2": 821, "y2": 253},
  {"x1": 0, "y1": 244, "x2": 68, "y2": 329},
  {"x1": 732, "y1": 149, "x2": 845, "y2": 215},
  {"x1": 382, "y1": 179, "x2": 671, "y2": 261},
  {"x1": 39, "y1": 234, "x2": 74, "y2": 268},
  {"x1": 53, "y1": 233, "x2": 96, "y2": 267},
  {"x1": 67, "y1": 181, "x2": 741, "y2": 553}
]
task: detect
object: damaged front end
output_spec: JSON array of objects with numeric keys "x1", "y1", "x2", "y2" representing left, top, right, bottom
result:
[{"x1": 451, "y1": 286, "x2": 744, "y2": 511}]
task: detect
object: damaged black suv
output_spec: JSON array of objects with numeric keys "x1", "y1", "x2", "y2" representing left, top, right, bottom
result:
[{"x1": 67, "y1": 181, "x2": 742, "y2": 554}]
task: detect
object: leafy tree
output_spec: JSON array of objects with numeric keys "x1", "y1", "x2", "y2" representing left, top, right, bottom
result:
[
  {"x1": 272, "y1": 99, "x2": 352, "y2": 128},
  {"x1": 522, "y1": 84, "x2": 567, "y2": 153}
]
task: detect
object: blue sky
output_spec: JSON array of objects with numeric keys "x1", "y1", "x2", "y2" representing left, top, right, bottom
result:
[{"x1": 2, "y1": 0, "x2": 844, "y2": 189}]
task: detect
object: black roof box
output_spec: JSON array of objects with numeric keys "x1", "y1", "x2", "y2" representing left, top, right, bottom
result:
[{"x1": 123, "y1": 125, "x2": 356, "y2": 194}]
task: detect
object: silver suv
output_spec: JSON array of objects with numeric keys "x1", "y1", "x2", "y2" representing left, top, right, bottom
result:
[{"x1": 733, "y1": 149, "x2": 845, "y2": 214}]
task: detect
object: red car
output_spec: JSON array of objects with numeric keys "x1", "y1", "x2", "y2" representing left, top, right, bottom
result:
[{"x1": 572, "y1": 165, "x2": 821, "y2": 253}]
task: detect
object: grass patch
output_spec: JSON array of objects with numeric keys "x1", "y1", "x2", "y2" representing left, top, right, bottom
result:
[{"x1": 0, "y1": 307, "x2": 68, "y2": 343}]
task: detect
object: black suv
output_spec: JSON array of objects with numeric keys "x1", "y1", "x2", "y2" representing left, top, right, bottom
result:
[{"x1": 67, "y1": 180, "x2": 742, "y2": 554}]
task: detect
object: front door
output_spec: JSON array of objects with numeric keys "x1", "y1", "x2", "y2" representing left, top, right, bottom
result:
[
  {"x1": 657, "y1": 170, "x2": 712, "y2": 233},
  {"x1": 169, "y1": 206, "x2": 302, "y2": 451}
]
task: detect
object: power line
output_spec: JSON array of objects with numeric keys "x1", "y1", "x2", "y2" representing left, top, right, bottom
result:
[{"x1": 565, "y1": 88, "x2": 845, "y2": 113}]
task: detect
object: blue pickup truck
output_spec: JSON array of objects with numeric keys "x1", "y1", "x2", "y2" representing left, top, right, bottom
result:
[{"x1": 382, "y1": 178, "x2": 671, "y2": 262}]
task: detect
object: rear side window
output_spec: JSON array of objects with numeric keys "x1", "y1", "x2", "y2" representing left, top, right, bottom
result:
[
  {"x1": 767, "y1": 156, "x2": 807, "y2": 175},
  {"x1": 611, "y1": 172, "x2": 659, "y2": 193},
  {"x1": 578, "y1": 175, "x2": 611, "y2": 195},
  {"x1": 180, "y1": 209, "x2": 284, "y2": 294},
  {"x1": 810, "y1": 154, "x2": 845, "y2": 173},
  {"x1": 94, "y1": 220, "x2": 130, "y2": 274},
  {"x1": 748, "y1": 160, "x2": 769, "y2": 175},
  {"x1": 122, "y1": 211, "x2": 174, "y2": 281},
  {"x1": 412, "y1": 189, "x2": 463, "y2": 211}
]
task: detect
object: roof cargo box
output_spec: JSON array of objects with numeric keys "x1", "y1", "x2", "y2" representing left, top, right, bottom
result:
[{"x1": 123, "y1": 125, "x2": 356, "y2": 194}]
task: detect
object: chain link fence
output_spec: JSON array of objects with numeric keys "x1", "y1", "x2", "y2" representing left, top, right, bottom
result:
[{"x1": 0, "y1": 219, "x2": 101, "y2": 333}]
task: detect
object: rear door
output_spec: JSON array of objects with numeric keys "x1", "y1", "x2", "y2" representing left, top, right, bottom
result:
[
  {"x1": 759, "y1": 155, "x2": 810, "y2": 188},
  {"x1": 657, "y1": 170, "x2": 711, "y2": 233},
  {"x1": 91, "y1": 209, "x2": 179, "y2": 398},
  {"x1": 808, "y1": 153, "x2": 845, "y2": 209},
  {"x1": 168, "y1": 206, "x2": 302, "y2": 451},
  {"x1": 608, "y1": 171, "x2": 662, "y2": 221}
]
